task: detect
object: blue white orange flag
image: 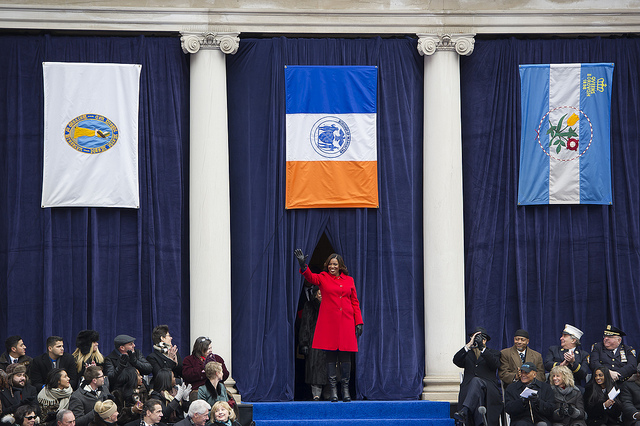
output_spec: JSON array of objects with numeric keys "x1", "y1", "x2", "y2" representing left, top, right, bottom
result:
[
  {"x1": 518, "y1": 63, "x2": 614, "y2": 205},
  {"x1": 285, "y1": 66, "x2": 378, "y2": 209},
  {"x1": 42, "y1": 62, "x2": 141, "y2": 208}
]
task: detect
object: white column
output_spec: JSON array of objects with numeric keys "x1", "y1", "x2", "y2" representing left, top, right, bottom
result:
[
  {"x1": 417, "y1": 33, "x2": 475, "y2": 402},
  {"x1": 181, "y1": 31, "x2": 240, "y2": 397}
]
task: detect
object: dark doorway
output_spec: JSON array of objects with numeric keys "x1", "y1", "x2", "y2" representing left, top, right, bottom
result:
[{"x1": 294, "y1": 233, "x2": 358, "y2": 401}]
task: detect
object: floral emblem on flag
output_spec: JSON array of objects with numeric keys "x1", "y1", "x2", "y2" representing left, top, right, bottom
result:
[
  {"x1": 64, "y1": 113, "x2": 119, "y2": 154},
  {"x1": 536, "y1": 106, "x2": 593, "y2": 161},
  {"x1": 309, "y1": 116, "x2": 352, "y2": 158}
]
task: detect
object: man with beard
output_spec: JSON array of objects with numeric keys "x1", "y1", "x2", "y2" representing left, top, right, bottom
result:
[
  {"x1": 505, "y1": 362, "x2": 555, "y2": 425},
  {"x1": 0, "y1": 363, "x2": 38, "y2": 415},
  {"x1": 499, "y1": 329, "x2": 545, "y2": 386},
  {"x1": 105, "y1": 335, "x2": 152, "y2": 388}
]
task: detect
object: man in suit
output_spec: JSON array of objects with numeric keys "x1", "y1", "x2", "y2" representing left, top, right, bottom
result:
[
  {"x1": 544, "y1": 324, "x2": 589, "y2": 386},
  {"x1": 124, "y1": 399, "x2": 168, "y2": 426},
  {"x1": 69, "y1": 365, "x2": 113, "y2": 426},
  {"x1": 505, "y1": 362, "x2": 555, "y2": 425},
  {"x1": 30, "y1": 336, "x2": 78, "y2": 390},
  {"x1": 453, "y1": 327, "x2": 502, "y2": 426},
  {"x1": 590, "y1": 325, "x2": 637, "y2": 384},
  {"x1": 500, "y1": 329, "x2": 545, "y2": 386}
]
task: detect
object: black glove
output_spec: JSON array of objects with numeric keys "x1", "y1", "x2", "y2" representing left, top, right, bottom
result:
[
  {"x1": 294, "y1": 249, "x2": 308, "y2": 270},
  {"x1": 300, "y1": 346, "x2": 309, "y2": 356},
  {"x1": 562, "y1": 405, "x2": 570, "y2": 417},
  {"x1": 528, "y1": 392, "x2": 539, "y2": 407},
  {"x1": 476, "y1": 339, "x2": 485, "y2": 350},
  {"x1": 119, "y1": 353, "x2": 130, "y2": 366},
  {"x1": 356, "y1": 324, "x2": 363, "y2": 338},
  {"x1": 553, "y1": 408, "x2": 564, "y2": 419},
  {"x1": 127, "y1": 350, "x2": 138, "y2": 364}
]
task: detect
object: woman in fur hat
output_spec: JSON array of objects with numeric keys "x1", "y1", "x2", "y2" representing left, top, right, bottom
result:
[{"x1": 72, "y1": 330, "x2": 114, "y2": 388}]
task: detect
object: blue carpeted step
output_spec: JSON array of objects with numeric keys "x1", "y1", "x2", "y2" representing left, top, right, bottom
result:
[{"x1": 251, "y1": 400, "x2": 453, "y2": 425}]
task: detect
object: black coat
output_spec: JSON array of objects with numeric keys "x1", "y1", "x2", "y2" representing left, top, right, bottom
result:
[
  {"x1": 147, "y1": 351, "x2": 182, "y2": 382},
  {"x1": 505, "y1": 378, "x2": 555, "y2": 425},
  {"x1": 148, "y1": 390, "x2": 188, "y2": 424},
  {"x1": 545, "y1": 346, "x2": 590, "y2": 385},
  {"x1": 0, "y1": 384, "x2": 38, "y2": 414},
  {"x1": 583, "y1": 381, "x2": 622, "y2": 426},
  {"x1": 453, "y1": 346, "x2": 502, "y2": 425},
  {"x1": 590, "y1": 343, "x2": 637, "y2": 384},
  {"x1": 0, "y1": 352, "x2": 32, "y2": 374},
  {"x1": 105, "y1": 350, "x2": 153, "y2": 388},
  {"x1": 619, "y1": 380, "x2": 640, "y2": 425},
  {"x1": 299, "y1": 298, "x2": 327, "y2": 386},
  {"x1": 550, "y1": 385, "x2": 586, "y2": 426},
  {"x1": 30, "y1": 352, "x2": 79, "y2": 391}
]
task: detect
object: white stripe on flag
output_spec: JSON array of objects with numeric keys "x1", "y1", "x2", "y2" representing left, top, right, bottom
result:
[{"x1": 549, "y1": 64, "x2": 581, "y2": 204}]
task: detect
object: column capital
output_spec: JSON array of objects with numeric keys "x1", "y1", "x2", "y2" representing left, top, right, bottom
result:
[
  {"x1": 416, "y1": 33, "x2": 475, "y2": 56},
  {"x1": 180, "y1": 31, "x2": 240, "y2": 55}
]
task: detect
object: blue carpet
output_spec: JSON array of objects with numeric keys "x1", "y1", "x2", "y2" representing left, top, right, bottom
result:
[{"x1": 252, "y1": 400, "x2": 454, "y2": 426}]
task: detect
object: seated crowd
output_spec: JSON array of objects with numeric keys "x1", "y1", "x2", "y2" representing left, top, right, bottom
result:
[
  {"x1": 0, "y1": 326, "x2": 237, "y2": 426},
  {"x1": 454, "y1": 324, "x2": 640, "y2": 426}
]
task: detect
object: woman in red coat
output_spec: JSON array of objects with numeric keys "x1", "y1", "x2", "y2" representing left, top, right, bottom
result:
[{"x1": 294, "y1": 249, "x2": 363, "y2": 402}]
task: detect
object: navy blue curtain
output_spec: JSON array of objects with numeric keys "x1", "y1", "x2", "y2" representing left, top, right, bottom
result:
[
  {"x1": 227, "y1": 37, "x2": 424, "y2": 401},
  {"x1": 0, "y1": 34, "x2": 190, "y2": 356},
  {"x1": 461, "y1": 36, "x2": 640, "y2": 356}
]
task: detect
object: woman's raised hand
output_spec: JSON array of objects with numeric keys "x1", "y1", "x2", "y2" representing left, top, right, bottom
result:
[{"x1": 294, "y1": 248, "x2": 308, "y2": 269}]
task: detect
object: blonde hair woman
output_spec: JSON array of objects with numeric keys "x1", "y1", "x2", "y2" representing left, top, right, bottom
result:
[
  {"x1": 549, "y1": 365, "x2": 586, "y2": 426},
  {"x1": 210, "y1": 401, "x2": 240, "y2": 426}
]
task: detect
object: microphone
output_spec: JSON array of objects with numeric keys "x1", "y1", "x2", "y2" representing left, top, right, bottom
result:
[{"x1": 478, "y1": 406, "x2": 488, "y2": 426}]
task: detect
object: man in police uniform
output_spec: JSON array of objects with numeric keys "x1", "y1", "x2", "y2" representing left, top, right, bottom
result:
[
  {"x1": 589, "y1": 325, "x2": 637, "y2": 384},
  {"x1": 544, "y1": 324, "x2": 589, "y2": 386}
]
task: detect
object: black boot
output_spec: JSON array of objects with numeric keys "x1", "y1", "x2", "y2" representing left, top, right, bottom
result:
[
  {"x1": 340, "y1": 362, "x2": 351, "y2": 402},
  {"x1": 326, "y1": 362, "x2": 338, "y2": 402}
]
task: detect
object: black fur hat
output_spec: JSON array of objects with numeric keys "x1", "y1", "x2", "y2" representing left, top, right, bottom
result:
[{"x1": 76, "y1": 330, "x2": 100, "y2": 355}]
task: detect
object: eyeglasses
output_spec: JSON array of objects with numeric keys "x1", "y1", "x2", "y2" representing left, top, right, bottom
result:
[
  {"x1": 25, "y1": 416, "x2": 37, "y2": 420},
  {"x1": 97, "y1": 375, "x2": 104, "y2": 378}
]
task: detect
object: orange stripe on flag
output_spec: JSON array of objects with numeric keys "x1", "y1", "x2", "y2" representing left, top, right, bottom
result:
[{"x1": 286, "y1": 161, "x2": 378, "y2": 209}]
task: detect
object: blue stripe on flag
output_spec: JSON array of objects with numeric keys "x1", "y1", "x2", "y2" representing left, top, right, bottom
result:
[
  {"x1": 579, "y1": 64, "x2": 613, "y2": 204},
  {"x1": 518, "y1": 64, "x2": 550, "y2": 205},
  {"x1": 285, "y1": 66, "x2": 377, "y2": 114}
]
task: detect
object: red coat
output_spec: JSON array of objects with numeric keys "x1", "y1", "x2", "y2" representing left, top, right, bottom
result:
[{"x1": 301, "y1": 267, "x2": 363, "y2": 352}]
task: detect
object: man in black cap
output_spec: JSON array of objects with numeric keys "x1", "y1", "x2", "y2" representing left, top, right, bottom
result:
[
  {"x1": 499, "y1": 329, "x2": 545, "y2": 386},
  {"x1": 505, "y1": 362, "x2": 555, "y2": 425},
  {"x1": 590, "y1": 325, "x2": 637, "y2": 384},
  {"x1": 105, "y1": 334, "x2": 152, "y2": 389},
  {"x1": 544, "y1": 324, "x2": 589, "y2": 387},
  {"x1": 453, "y1": 327, "x2": 502, "y2": 426}
]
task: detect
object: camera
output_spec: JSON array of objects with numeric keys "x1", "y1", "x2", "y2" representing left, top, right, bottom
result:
[{"x1": 472, "y1": 333, "x2": 485, "y2": 348}]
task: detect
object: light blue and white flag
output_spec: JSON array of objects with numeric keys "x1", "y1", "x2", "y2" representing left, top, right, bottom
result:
[
  {"x1": 518, "y1": 63, "x2": 614, "y2": 205},
  {"x1": 42, "y1": 62, "x2": 141, "y2": 208}
]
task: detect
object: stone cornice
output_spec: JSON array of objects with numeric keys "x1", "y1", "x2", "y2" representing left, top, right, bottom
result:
[{"x1": 2, "y1": 5, "x2": 640, "y2": 35}]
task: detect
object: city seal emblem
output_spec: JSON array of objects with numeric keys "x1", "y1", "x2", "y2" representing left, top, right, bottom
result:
[
  {"x1": 64, "y1": 114, "x2": 119, "y2": 154},
  {"x1": 309, "y1": 116, "x2": 351, "y2": 158}
]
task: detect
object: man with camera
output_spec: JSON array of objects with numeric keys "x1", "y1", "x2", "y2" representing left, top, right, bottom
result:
[
  {"x1": 105, "y1": 334, "x2": 152, "y2": 389},
  {"x1": 453, "y1": 327, "x2": 502, "y2": 426}
]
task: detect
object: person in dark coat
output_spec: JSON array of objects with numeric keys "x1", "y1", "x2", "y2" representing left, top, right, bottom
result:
[
  {"x1": 149, "y1": 369, "x2": 190, "y2": 424},
  {"x1": 583, "y1": 366, "x2": 622, "y2": 426},
  {"x1": 105, "y1": 335, "x2": 152, "y2": 390},
  {"x1": 545, "y1": 324, "x2": 589, "y2": 388},
  {"x1": 30, "y1": 337, "x2": 78, "y2": 391},
  {"x1": 172, "y1": 400, "x2": 210, "y2": 426},
  {"x1": 452, "y1": 327, "x2": 502, "y2": 426},
  {"x1": 123, "y1": 399, "x2": 167, "y2": 426},
  {"x1": 590, "y1": 325, "x2": 637, "y2": 385},
  {"x1": 0, "y1": 336, "x2": 32, "y2": 373},
  {"x1": 147, "y1": 326, "x2": 182, "y2": 385},
  {"x1": 0, "y1": 363, "x2": 38, "y2": 415},
  {"x1": 89, "y1": 400, "x2": 119, "y2": 426},
  {"x1": 69, "y1": 366, "x2": 113, "y2": 426},
  {"x1": 111, "y1": 367, "x2": 148, "y2": 425},
  {"x1": 505, "y1": 362, "x2": 555, "y2": 426},
  {"x1": 619, "y1": 374, "x2": 640, "y2": 425},
  {"x1": 72, "y1": 331, "x2": 114, "y2": 389},
  {"x1": 298, "y1": 286, "x2": 327, "y2": 401},
  {"x1": 549, "y1": 365, "x2": 586, "y2": 426}
]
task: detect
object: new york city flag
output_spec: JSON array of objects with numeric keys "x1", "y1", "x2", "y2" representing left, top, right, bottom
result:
[
  {"x1": 518, "y1": 63, "x2": 614, "y2": 205},
  {"x1": 285, "y1": 66, "x2": 378, "y2": 209}
]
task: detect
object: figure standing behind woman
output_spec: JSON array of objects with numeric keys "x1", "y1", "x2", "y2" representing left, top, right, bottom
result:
[
  {"x1": 182, "y1": 338, "x2": 229, "y2": 397},
  {"x1": 584, "y1": 366, "x2": 622, "y2": 426},
  {"x1": 294, "y1": 249, "x2": 363, "y2": 402},
  {"x1": 72, "y1": 330, "x2": 114, "y2": 388},
  {"x1": 550, "y1": 365, "x2": 587, "y2": 426},
  {"x1": 37, "y1": 368, "x2": 73, "y2": 424},
  {"x1": 298, "y1": 287, "x2": 327, "y2": 401}
]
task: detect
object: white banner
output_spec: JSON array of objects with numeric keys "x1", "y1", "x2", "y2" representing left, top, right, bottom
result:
[{"x1": 42, "y1": 62, "x2": 141, "y2": 208}]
